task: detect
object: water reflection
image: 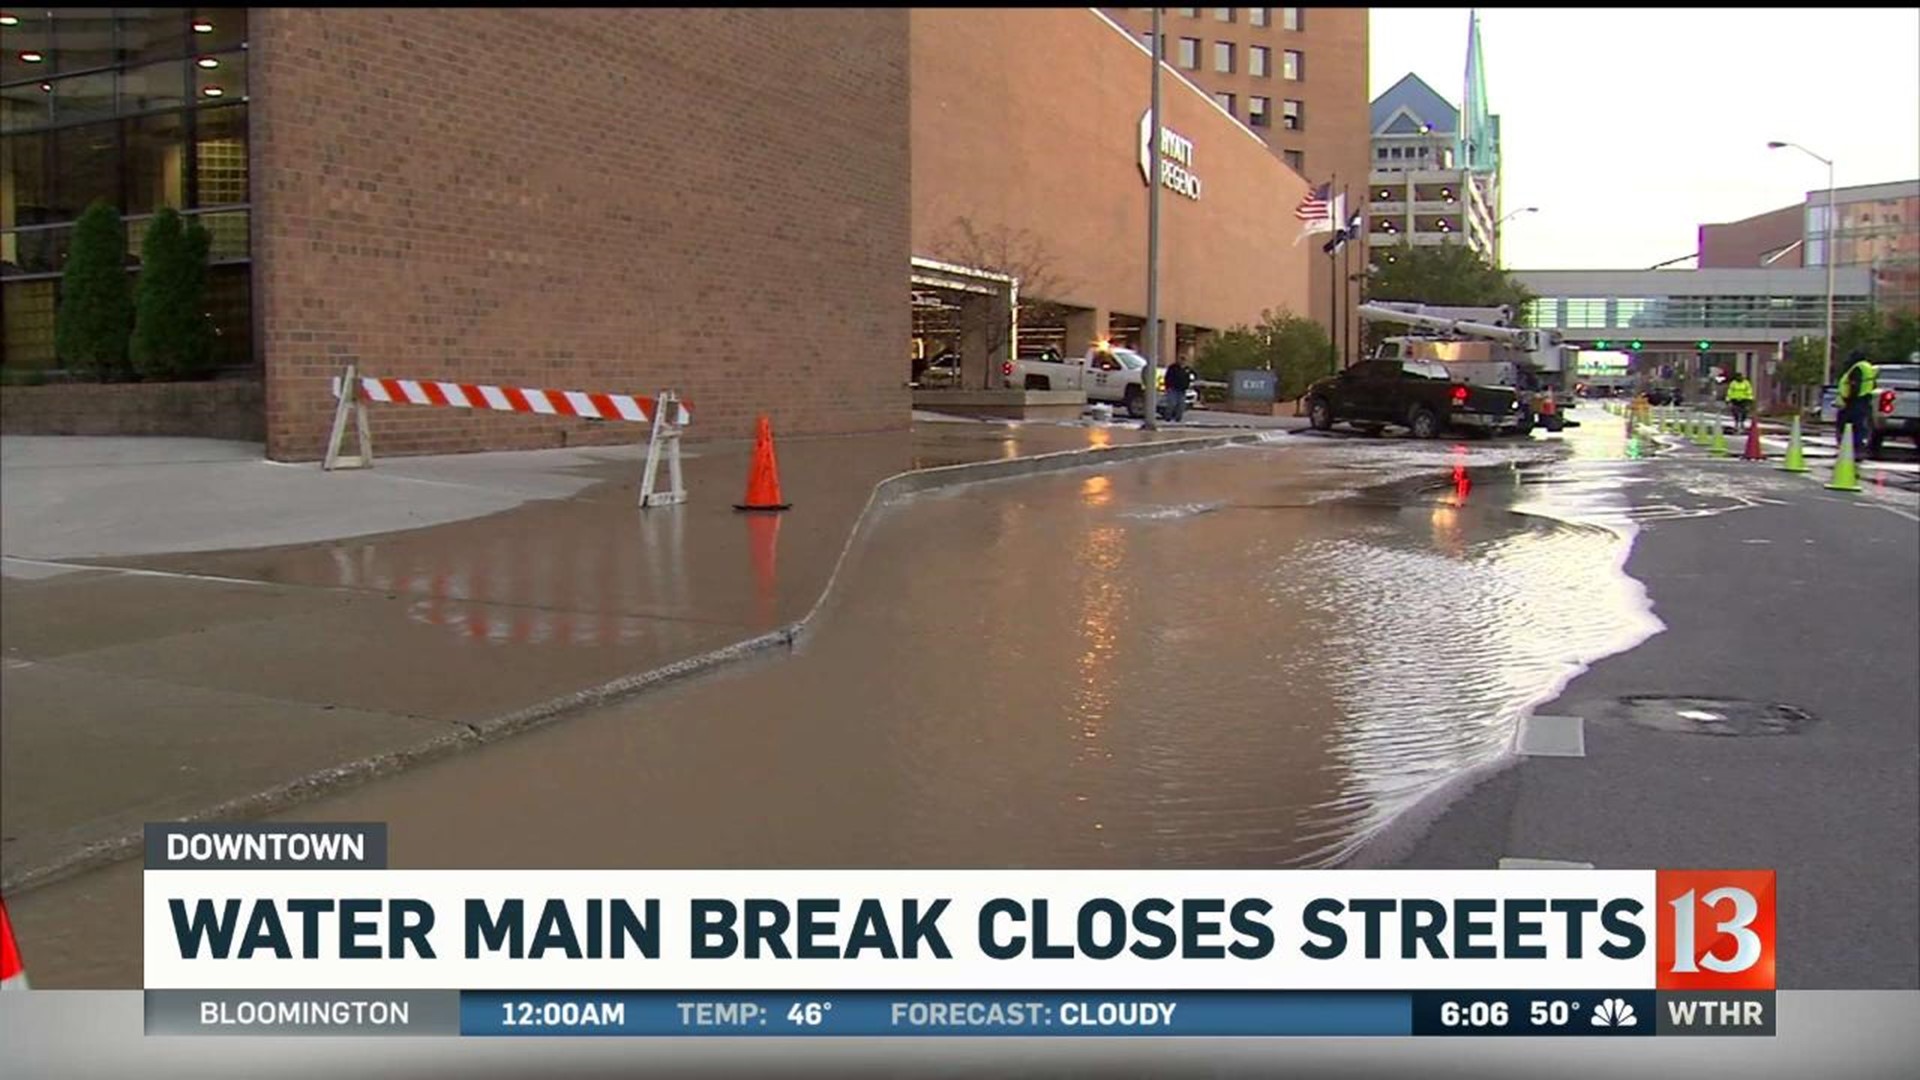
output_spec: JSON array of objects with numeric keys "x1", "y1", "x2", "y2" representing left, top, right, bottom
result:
[{"x1": 138, "y1": 439, "x2": 1663, "y2": 878}]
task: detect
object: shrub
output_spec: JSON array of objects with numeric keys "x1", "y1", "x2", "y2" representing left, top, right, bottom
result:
[
  {"x1": 131, "y1": 209, "x2": 216, "y2": 381},
  {"x1": 54, "y1": 200, "x2": 135, "y2": 381},
  {"x1": 1193, "y1": 310, "x2": 1332, "y2": 401}
]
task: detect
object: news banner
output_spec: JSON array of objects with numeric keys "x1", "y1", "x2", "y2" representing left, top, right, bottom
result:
[{"x1": 142, "y1": 824, "x2": 1776, "y2": 1039}]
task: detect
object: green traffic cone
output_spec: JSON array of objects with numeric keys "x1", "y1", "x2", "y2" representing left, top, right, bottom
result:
[
  {"x1": 1692, "y1": 415, "x2": 1709, "y2": 445},
  {"x1": 1778, "y1": 414, "x2": 1808, "y2": 473},
  {"x1": 1826, "y1": 424, "x2": 1862, "y2": 491},
  {"x1": 1710, "y1": 417, "x2": 1730, "y2": 456}
]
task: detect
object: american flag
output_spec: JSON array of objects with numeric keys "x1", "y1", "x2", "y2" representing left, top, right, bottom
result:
[{"x1": 1294, "y1": 182, "x2": 1331, "y2": 223}]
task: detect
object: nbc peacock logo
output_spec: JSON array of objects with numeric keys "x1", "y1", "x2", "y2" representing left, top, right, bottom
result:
[{"x1": 1590, "y1": 998, "x2": 1638, "y2": 1027}]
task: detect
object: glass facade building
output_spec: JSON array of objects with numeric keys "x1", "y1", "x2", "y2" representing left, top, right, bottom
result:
[
  {"x1": 1523, "y1": 292, "x2": 1873, "y2": 335},
  {"x1": 2, "y1": 8, "x2": 251, "y2": 371}
]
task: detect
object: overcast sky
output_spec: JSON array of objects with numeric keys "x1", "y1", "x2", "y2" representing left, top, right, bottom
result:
[{"x1": 1368, "y1": 7, "x2": 1920, "y2": 271}]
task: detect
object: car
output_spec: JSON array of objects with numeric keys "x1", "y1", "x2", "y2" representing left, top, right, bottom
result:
[
  {"x1": 1867, "y1": 363, "x2": 1920, "y2": 458},
  {"x1": 1004, "y1": 344, "x2": 1197, "y2": 419},
  {"x1": 1302, "y1": 358, "x2": 1526, "y2": 439},
  {"x1": 913, "y1": 351, "x2": 964, "y2": 390}
]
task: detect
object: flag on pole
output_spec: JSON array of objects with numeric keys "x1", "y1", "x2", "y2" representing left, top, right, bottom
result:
[
  {"x1": 1294, "y1": 182, "x2": 1332, "y2": 227},
  {"x1": 1293, "y1": 182, "x2": 1333, "y2": 245}
]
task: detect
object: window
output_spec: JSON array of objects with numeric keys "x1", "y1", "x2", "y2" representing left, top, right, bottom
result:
[
  {"x1": 1282, "y1": 49, "x2": 1302, "y2": 80},
  {"x1": 1214, "y1": 8, "x2": 1235, "y2": 22},
  {"x1": 1250, "y1": 45, "x2": 1270, "y2": 77},
  {"x1": 1282, "y1": 98, "x2": 1302, "y2": 131},
  {"x1": 1140, "y1": 31, "x2": 1159, "y2": 56},
  {"x1": 1376, "y1": 148, "x2": 1388, "y2": 160},
  {"x1": 1213, "y1": 41, "x2": 1234, "y2": 73},
  {"x1": 1214, "y1": 92, "x2": 1236, "y2": 116},
  {"x1": 1177, "y1": 7, "x2": 1199, "y2": 16},
  {"x1": 124, "y1": 111, "x2": 188, "y2": 215},
  {"x1": 0, "y1": 7, "x2": 252, "y2": 371},
  {"x1": 1282, "y1": 7, "x2": 1302, "y2": 31},
  {"x1": 1283, "y1": 148, "x2": 1304, "y2": 172},
  {"x1": 1177, "y1": 37, "x2": 1201, "y2": 69},
  {"x1": 1248, "y1": 96, "x2": 1270, "y2": 127},
  {"x1": 1250, "y1": 8, "x2": 1270, "y2": 27}
]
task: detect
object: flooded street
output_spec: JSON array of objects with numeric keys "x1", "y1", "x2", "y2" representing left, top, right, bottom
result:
[
  {"x1": 261, "y1": 424, "x2": 1665, "y2": 868},
  {"x1": 21, "y1": 416, "x2": 1810, "y2": 985}
]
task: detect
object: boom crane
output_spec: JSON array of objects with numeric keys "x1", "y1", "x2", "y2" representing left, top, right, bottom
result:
[{"x1": 1357, "y1": 302, "x2": 1578, "y2": 430}]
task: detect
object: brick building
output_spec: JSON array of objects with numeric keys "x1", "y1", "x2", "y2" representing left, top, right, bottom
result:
[
  {"x1": 1101, "y1": 7, "x2": 1370, "y2": 362},
  {"x1": 4, "y1": 8, "x2": 1321, "y2": 459},
  {"x1": 913, "y1": 8, "x2": 1312, "y2": 377},
  {"x1": 1697, "y1": 180, "x2": 1919, "y2": 314}
]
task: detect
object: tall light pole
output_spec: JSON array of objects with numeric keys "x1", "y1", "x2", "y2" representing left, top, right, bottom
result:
[
  {"x1": 1768, "y1": 140, "x2": 1836, "y2": 387},
  {"x1": 1493, "y1": 206, "x2": 1538, "y2": 266},
  {"x1": 1142, "y1": 6, "x2": 1163, "y2": 429}
]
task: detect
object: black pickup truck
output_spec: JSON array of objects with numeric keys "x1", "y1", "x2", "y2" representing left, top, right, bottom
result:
[{"x1": 1303, "y1": 359, "x2": 1526, "y2": 439}]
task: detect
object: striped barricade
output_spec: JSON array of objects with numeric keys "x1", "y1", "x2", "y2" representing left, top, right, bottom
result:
[{"x1": 324, "y1": 364, "x2": 692, "y2": 507}]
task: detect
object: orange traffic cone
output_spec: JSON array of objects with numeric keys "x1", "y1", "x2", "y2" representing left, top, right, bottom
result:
[
  {"x1": 1742, "y1": 420, "x2": 1765, "y2": 461},
  {"x1": 1, "y1": 895, "x2": 28, "y2": 990},
  {"x1": 733, "y1": 415, "x2": 792, "y2": 512}
]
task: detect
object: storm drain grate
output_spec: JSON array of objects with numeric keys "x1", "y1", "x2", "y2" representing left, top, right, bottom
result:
[{"x1": 1618, "y1": 696, "x2": 1815, "y2": 737}]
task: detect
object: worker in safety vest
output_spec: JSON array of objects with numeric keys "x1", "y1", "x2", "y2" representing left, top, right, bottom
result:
[
  {"x1": 1724, "y1": 370, "x2": 1755, "y2": 433},
  {"x1": 1834, "y1": 349, "x2": 1878, "y2": 457}
]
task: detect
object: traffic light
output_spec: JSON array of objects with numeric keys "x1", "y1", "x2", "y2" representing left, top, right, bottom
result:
[
  {"x1": 1696, "y1": 340, "x2": 1712, "y2": 351},
  {"x1": 1629, "y1": 340, "x2": 1643, "y2": 350},
  {"x1": 1595, "y1": 339, "x2": 1611, "y2": 349}
]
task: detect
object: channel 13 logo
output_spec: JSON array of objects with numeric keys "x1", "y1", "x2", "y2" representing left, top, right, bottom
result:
[{"x1": 1655, "y1": 870, "x2": 1776, "y2": 991}]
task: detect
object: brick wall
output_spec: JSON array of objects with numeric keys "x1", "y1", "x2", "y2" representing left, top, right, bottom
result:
[
  {"x1": 911, "y1": 9, "x2": 1311, "y2": 334},
  {"x1": 1699, "y1": 204, "x2": 1803, "y2": 269},
  {"x1": 0, "y1": 380, "x2": 266, "y2": 441},
  {"x1": 252, "y1": 9, "x2": 910, "y2": 461}
]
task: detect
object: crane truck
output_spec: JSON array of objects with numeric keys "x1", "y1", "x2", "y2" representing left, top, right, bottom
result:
[{"x1": 1356, "y1": 302, "x2": 1577, "y2": 432}]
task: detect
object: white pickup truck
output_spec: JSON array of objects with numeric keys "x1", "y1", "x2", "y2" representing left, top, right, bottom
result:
[{"x1": 1002, "y1": 345, "x2": 1196, "y2": 419}]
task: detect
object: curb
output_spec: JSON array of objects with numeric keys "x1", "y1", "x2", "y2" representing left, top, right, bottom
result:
[{"x1": 1, "y1": 430, "x2": 1261, "y2": 895}]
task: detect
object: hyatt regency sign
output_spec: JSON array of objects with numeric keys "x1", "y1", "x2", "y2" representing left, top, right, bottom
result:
[{"x1": 1138, "y1": 111, "x2": 1201, "y2": 200}]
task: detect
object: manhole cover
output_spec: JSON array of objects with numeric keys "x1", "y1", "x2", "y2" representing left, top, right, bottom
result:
[{"x1": 1618, "y1": 696, "x2": 1814, "y2": 737}]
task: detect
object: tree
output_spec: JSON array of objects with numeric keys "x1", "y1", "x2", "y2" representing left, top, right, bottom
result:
[
  {"x1": 1363, "y1": 244, "x2": 1537, "y2": 355},
  {"x1": 1367, "y1": 243, "x2": 1536, "y2": 311},
  {"x1": 1777, "y1": 336, "x2": 1826, "y2": 406},
  {"x1": 54, "y1": 200, "x2": 135, "y2": 381},
  {"x1": 131, "y1": 209, "x2": 216, "y2": 381},
  {"x1": 1193, "y1": 309, "x2": 1331, "y2": 401},
  {"x1": 1835, "y1": 308, "x2": 1920, "y2": 363},
  {"x1": 928, "y1": 216, "x2": 1077, "y2": 388}
]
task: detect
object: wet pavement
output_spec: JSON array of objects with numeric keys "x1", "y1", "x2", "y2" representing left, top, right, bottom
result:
[
  {"x1": 0, "y1": 422, "x2": 1248, "y2": 892},
  {"x1": 11, "y1": 412, "x2": 1915, "y2": 987}
]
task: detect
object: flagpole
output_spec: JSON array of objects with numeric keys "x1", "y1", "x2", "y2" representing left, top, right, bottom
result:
[
  {"x1": 1342, "y1": 184, "x2": 1354, "y2": 368},
  {"x1": 1328, "y1": 173, "x2": 1338, "y2": 375}
]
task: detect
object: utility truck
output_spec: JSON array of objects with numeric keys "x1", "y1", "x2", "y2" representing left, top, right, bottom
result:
[{"x1": 1357, "y1": 302, "x2": 1577, "y2": 432}]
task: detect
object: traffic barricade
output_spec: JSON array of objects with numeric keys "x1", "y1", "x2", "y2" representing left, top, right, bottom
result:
[{"x1": 324, "y1": 364, "x2": 692, "y2": 508}]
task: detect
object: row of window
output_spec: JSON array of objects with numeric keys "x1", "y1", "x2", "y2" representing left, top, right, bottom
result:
[
  {"x1": 0, "y1": 9, "x2": 247, "y2": 85},
  {"x1": 1209, "y1": 93, "x2": 1303, "y2": 131},
  {"x1": 1168, "y1": 8, "x2": 1304, "y2": 31},
  {"x1": 1143, "y1": 35, "x2": 1304, "y2": 80},
  {"x1": 2, "y1": 49, "x2": 249, "y2": 134},
  {"x1": 1524, "y1": 295, "x2": 1875, "y2": 331}
]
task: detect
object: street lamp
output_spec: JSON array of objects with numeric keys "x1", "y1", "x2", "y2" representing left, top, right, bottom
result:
[
  {"x1": 1492, "y1": 206, "x2": 1538, "y2": 265},
  {"x1": 1142, "y1": 5, "x2": 1163, "y2": 429},
  {"x1": 1768, "y1": 140, "x2": 1836, "y2": 387}
]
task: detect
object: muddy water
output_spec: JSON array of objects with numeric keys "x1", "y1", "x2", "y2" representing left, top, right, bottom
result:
[
  {"x1": 15, "y1": 419, "x2": 1683, "y2": 985},
  {"x1": 268, "y1": 424, "x2": 1659, "y2": 871}
]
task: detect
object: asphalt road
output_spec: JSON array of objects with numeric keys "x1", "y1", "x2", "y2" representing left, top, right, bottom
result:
[{"x1": 1380, "y1": 451, "x2": 1919, "y2": 989}]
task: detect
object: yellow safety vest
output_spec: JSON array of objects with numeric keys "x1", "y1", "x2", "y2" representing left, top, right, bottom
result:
[
  {"x1": 1838, "y1": 361, "x2": 1878, "y2": 404},
  {"x1": 1726, "y1": 378, "x2": 1754, "y2": 402}
]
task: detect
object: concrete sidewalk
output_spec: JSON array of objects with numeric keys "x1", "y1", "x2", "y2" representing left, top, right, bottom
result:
[{"x1": 1, "y1": 421, "x2": 1265, "y2": 892}]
